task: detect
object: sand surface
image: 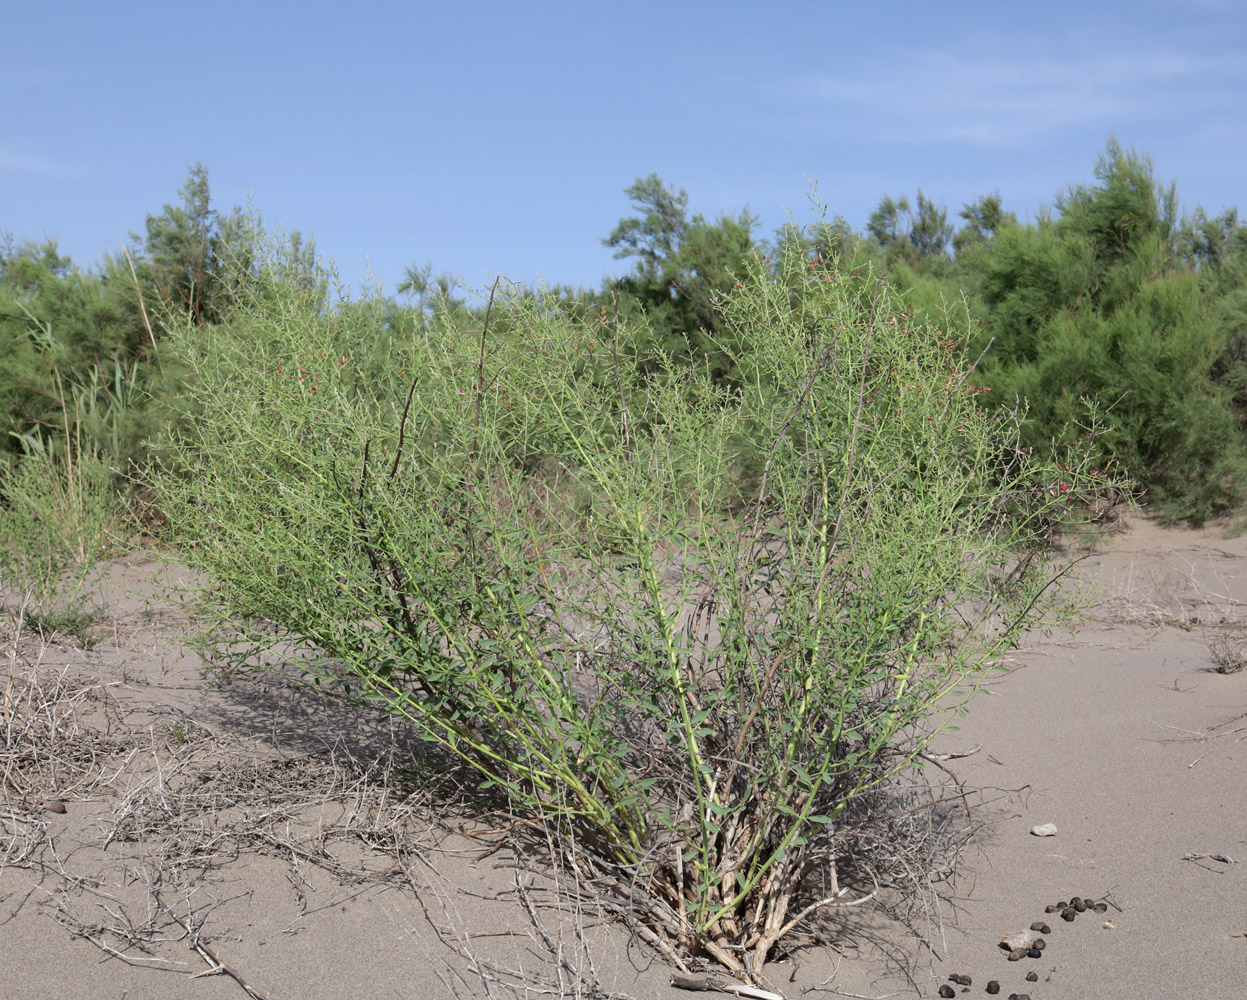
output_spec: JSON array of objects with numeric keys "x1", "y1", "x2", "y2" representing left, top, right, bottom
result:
[{"x1": 2, "y1": 516, "x2": 1243, "y2": 999}]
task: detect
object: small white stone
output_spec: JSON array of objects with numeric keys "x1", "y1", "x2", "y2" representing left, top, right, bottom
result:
[
  {"x1": 1030, "y1": 823, "x2": 1059, "y2": 837},
  {"x1": 1001, "y1": 928, "x2": 1038, "y2": 950}
]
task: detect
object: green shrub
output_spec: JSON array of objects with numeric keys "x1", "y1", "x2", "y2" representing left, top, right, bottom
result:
[
  {"x1": 155, "y1": 229, "x2": 1117, "y2": 976},
  {"x1": 0, "y1": 436, "x2": 117, "y2": 622},
  {"x1": 967, "y1": 143, "x2": 1247, "y2": 522},
  {"x1": 978, "y1": 248, "x2": 1245, "y2": 521},
  {"x1": 0, "y1": 242, "x2": 180, "y2": 480}
]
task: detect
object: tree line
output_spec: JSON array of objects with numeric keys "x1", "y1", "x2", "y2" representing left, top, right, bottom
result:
[{"x1": 3, "y1": 141, "x2": 1246, "y2": 520}]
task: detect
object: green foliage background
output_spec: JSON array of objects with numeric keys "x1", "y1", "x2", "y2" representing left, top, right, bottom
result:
[{"x1": 4, "y1": 142, "x2": 1247, "y2": 521}]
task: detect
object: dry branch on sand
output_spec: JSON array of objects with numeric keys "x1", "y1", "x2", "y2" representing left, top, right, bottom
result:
[
  {"x1": 2, "y1": 608, "x2": 447, "y2": 994},
  {"x1": 1091, "y1": 545, "x2": 1247, "y2": 671}
]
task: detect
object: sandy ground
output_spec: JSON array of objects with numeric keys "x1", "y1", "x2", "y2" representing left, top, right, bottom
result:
[{"x1": 2, "y1": 516, "x2": 1243, "y2": 999}]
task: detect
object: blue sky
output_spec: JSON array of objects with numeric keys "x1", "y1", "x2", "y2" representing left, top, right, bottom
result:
[{"x1": 5, "y1": 1, "x2": 1244, "y2": 297}]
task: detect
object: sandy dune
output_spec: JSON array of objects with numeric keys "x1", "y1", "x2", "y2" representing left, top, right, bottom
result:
[{"x1": 2, "y1": 516, "x2": 1243, "y2": 999}]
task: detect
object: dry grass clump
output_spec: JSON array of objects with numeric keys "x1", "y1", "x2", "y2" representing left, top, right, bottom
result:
[
  {"x1": 1090, "y1": 548, "x2": 1247, "y2": 674},
  {"x1": 2, "y1": 606, "x2": 124, "y2": 868},
  {"x1": 1208, "y1": 628, "x2": 1247, "y2": 674},
  {"x1": 1, "y1": 602, "x2": 451, "y2": 987}
]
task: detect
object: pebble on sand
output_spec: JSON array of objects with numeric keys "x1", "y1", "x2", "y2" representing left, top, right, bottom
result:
[
  {"x1": 1001, "y1": 929, "x2": 1038, "y2": 951},
  {"x1": 1030, "y1": 823, "x2": 1058, "y2": 837}
]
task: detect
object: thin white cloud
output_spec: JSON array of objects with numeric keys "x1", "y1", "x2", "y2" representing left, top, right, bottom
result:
[
  {"x1": 0, "y1": 148, "x2": 77, "y2": 177},
  {"x1": 785, "y1": 47, "x2": 1215, "y2": 147},
  {"x1": 1158, "y1": 0, "x2": 1237, "y2": 12}
]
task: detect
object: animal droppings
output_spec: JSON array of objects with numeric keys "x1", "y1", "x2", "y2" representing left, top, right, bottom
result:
[
  {"x1": 949, "y1": 974, "x2": 973, "y2": 986},
  {"x1": 939, "y1": 986, "x2": 956, "y2": 998},
  {"x1": 1025, "y1": 972, "x2": 1038, "y2": 982},
  {"x1": 985, "y1": 982, "x2": 1000, "y2": 995},
  {"x1": 1030, "y1": 922, "x2": 1051, "y2": 935},
  {"x1": 1061, "y1": 907, "x2": 1077, "y2": 922}
]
